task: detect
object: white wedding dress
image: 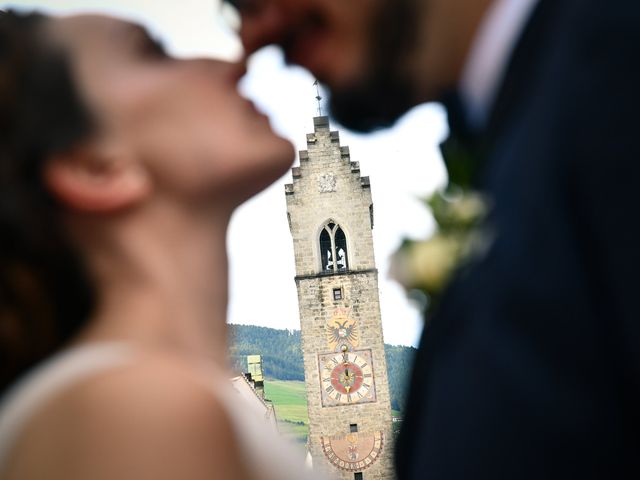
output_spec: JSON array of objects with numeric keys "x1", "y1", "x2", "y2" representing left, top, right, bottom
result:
[{"x1": 0, "y1": 343, "x2": 325, "y2": 479}]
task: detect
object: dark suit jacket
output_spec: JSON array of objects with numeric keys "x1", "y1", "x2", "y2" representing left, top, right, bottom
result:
[{"x1": 396, "y1": 0, "x2": 640, "y2": 478}]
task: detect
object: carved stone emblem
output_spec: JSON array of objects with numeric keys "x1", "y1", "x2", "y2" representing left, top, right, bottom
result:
[{"x1": 318, "y1": 174, "x2": 337, "y2": 193}]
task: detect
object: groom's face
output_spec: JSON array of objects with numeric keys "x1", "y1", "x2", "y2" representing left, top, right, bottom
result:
[
  {"x1": 229, "y1": 0, "x2": 422, "y2": 132},
  {"x1": 231, "y1": 0, "x2": 377, "y2": 89}
]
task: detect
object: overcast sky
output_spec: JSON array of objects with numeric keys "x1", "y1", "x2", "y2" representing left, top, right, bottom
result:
[{"x1": 6, "y1": 0, "x2": 449, "y2": 346}]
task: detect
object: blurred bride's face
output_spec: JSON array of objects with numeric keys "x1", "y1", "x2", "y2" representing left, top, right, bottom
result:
[{"x1": 49, "y1": 15, "x2": 294, "y2": 207}]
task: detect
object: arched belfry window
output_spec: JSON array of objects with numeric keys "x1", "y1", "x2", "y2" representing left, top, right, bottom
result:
[{"x1": 320, "y1": 222, "x2": 349, "y2": 273}]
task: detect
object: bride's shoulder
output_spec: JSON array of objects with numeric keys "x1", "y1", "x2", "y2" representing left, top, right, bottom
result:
[
  {"x1": 31, "y1": 348, "x2": 237, "y2": 442},
  {"x1": 5, "y1": 348, "x2": 250, "y2": 480},
  {"x1": 61, "y1": 348, "x2": 227, "y2": 411}
]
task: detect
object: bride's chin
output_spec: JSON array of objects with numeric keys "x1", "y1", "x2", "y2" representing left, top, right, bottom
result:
[
  {"x1": 275, "y1": 137, "x2": 296, "y2": 170},
  {"x1": 259, "y1": 136, "x2": 296, "y2": 178},
  {"x1": 217, "y1": 160, "x2": 293, "y2": 207},
  {"x1": 259, "y1": 146, "x2": 296, "y2": 190}
]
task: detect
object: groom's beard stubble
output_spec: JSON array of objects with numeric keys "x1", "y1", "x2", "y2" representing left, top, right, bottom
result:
[{"x1": 328, "y1": 0, "x2": 421, "y2": 133}]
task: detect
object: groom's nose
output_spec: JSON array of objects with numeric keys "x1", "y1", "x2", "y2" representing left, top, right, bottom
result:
[
  {"x1": 231, "y1": 0, "x2": 292, "y2": 56},
  {"x1": 227, "y1": 0, "x2": 301, "y2": 56}
]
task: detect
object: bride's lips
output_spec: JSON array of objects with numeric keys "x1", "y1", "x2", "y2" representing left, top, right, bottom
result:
[{"x1": 243, "y1": 98, "x2": 270, "y2": 122}]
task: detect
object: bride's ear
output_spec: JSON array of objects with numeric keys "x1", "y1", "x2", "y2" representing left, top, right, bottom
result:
[{"x1": 43, "y1": 141, "x2": 151, "y2": 213}]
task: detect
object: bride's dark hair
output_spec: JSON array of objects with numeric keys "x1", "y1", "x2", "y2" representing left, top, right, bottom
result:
[{"x1": 0, "y1": 11, "x2": 96, "y2": 392}]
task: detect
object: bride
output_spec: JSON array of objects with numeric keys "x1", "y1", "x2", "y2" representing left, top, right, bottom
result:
[{"x1": 0, "y1": 10, "x2": 323, "y2": 480}]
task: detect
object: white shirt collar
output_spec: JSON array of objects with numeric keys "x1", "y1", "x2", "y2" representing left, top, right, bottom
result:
[{"x1": 459, "y1": 0, "x2": 540, "y2": 129}]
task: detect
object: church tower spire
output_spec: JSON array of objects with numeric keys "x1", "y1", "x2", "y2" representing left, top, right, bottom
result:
[
  {"x1": 285, "y1": 116, "x2": 394, "y2": 479},
  {"x1": 313, "y1": 80, "x2": 323, "y2": 116}
]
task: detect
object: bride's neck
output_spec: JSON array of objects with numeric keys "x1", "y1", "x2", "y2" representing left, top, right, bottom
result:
[{"x1": 73, "y1": 199, "x2": 232, "y2": 367}]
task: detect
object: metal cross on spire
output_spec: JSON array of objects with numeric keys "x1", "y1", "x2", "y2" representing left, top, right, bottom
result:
[{"x1": 313, "y1": 79, "x2": 323, "y2": 116}]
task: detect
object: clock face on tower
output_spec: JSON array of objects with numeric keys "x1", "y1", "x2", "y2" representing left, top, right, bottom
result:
[{"x1": 319, "y1": 349, "x2": 376, "y2": 406}]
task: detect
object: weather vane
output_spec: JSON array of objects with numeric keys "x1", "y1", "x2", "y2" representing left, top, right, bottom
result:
[{"x1": 313, "y1": 79, "x2": 323, "y2": 116}]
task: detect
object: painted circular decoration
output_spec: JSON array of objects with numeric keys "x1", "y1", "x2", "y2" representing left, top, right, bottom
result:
[
  {"x1": 330, "y1": 362, "x2": 363, "y2": 394},
  {"x1": 321, "y1": 431, "x2": 384, "y2": 472}
]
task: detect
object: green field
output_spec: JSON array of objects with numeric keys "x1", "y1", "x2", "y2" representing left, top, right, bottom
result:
[
  {"x1": 264, "y1": 379, "x2": 403, "y2": 444},
  {"x1": 264, "y1": 379, "x2": 309, "y2": 443}
]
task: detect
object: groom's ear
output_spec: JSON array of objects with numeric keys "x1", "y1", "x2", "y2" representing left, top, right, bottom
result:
[{"x1": 43, "y1": 140, "x2": 151, "y2": 213}]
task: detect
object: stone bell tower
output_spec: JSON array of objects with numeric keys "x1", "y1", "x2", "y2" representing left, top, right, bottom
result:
[{"x1": 285, "y1": 116, "x2": 394, "y2": 479}]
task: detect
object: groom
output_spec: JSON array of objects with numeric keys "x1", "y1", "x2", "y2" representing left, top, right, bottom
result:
[{"x1": 226, "y1": 0, "x2": 640, "y2": 477}]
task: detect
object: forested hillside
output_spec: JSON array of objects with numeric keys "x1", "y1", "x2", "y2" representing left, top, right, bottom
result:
[{"x1": 228, "y1": 324, "x2": 416, "y2": 412}]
